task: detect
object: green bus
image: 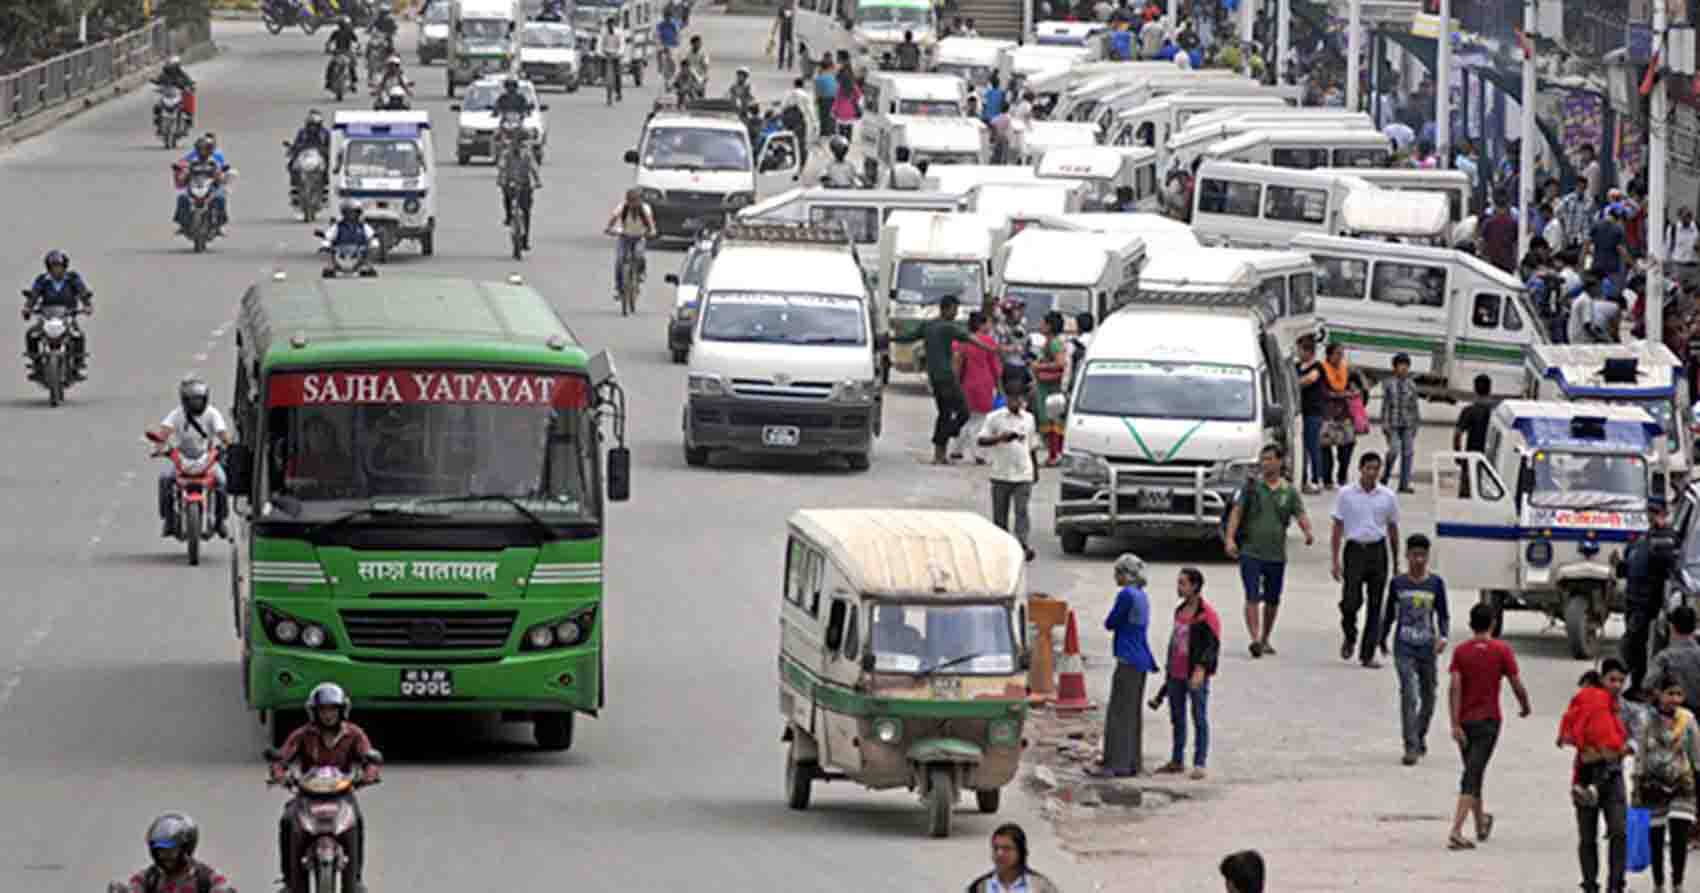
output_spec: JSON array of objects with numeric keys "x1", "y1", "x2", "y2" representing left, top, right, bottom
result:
[{"x1": 224, "y1": 274, "x2": 630, "y2": 751}]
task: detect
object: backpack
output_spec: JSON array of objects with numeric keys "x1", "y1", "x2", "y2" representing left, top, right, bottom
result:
[
  {"x1": 1221, "y1": 479, "x2": 1293, "y2": 540},
  {"x1": 141, "y1": 861, "x2": 214, "y2": 893}
]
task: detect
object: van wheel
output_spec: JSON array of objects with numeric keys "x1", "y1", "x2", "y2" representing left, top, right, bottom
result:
[
  {"x1": 846, "y1": 452, "x2": 871, "y2": 471},
  {"x1": 457, "y1": 152, "x2": 470, "y2": 166},
  {"x1": 420, "y1": 231, "x2": 435, "y2": 256},
  {"x1": 534, "y1": 713, "x2": 575, "y2": 751},
  {"x1": 684, "y1": 444, "x2": 709, "y2": 467},
  {"x1": 975, "y1": 788, "x2": 1000, "y2": 814},
  {"x1": 1060, "y1": 531, "x2": 1088, "y2": 555},
  {"x1": 925, "y1": 768, "x2": 955, "y2": 837},
  {"x1": 785, "y1": 740, "x2": 814, "y2": 810}
]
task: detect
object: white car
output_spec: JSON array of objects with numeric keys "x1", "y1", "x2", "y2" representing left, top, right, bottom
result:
[
  {"x1": 452, "y1": 76, "x2": 550, "y2": 165},
  {"x1": 417, "y1": 1, "x2": 450, "y2": 64},
  {"x1": 520, "y1": 22, "x2": 580, "y2": 92}
]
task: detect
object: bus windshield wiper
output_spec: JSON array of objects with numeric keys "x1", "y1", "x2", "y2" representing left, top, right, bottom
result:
[
  {"x1": 305, "y1": 502, "x2": 443, "y2": 537},
  {"x1": 403, "y1": 493, "x2": 559, "y2": 539}
]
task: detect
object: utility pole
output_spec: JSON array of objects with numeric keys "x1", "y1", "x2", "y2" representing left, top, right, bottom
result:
[
  {"x1": 1346, "y1": 0, "x2": 1361, "y2": 111},
  {"x1": 1649, "y1": 0, "x2": 1670, "y2": 345},
  {"x1": 1517, "y1": 0, "x2": 1537, "y2": 261},
  {"x1": 1276, "y1": 0, "x2": 1289, "y2": 84},
  {"x1": 1240, "y1": 0, "x2": 1255, "y2": 78},
  {"x1": 1437, "y1": 0, "x2": 1451, "y2": 168}
]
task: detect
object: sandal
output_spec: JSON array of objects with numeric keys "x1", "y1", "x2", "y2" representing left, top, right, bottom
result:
[
  {"x1": 1447, "y1": 834, "x2": 1476, "y2": 851},
  {"x1": 1154, "y1": 762, "x2": 1185, "y2": 774},
  {"x1": 1477, "y1": 813, "x2": 1494, "y2": 843},
  {"x1": 1189, "y1": 767, "x2": 1207, "y2": 780}
]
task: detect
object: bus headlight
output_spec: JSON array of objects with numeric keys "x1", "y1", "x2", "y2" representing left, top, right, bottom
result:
[
  {"x1": 260, "y1": 605, "x2": 335, "y2": 650},
  {"x1": 300, "y1": 624, "x2": 328, "y2": 649},
  {"x1": 873, "y1": 717, "x2": 902, "y2": 743},
  {"x1": 521, "y1": 607, "x2": 596, "y2": 651}
]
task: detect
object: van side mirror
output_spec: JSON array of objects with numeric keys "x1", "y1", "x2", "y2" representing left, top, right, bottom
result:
[
  {"x1": 1263, "y1": 402, "x2": 1284, "y2": 425},
  {"x1": 861, "y1": 651, "x2": 876, "y2": 672},
  {"x1": 825, "y1": 601, "x2": 847, "y2": 651},
  {"x1": 623, "y1": 149, "x2": 639, "y2": 164},
  {"x1": 224, "y1": 443, "x2": 253, "y2": 497},
  {"x1": 607, "y1": 446, "x2": 631, "y2": 502},
  {"x1": 449, "y1": 103, "x2": 461, "y2": 111},
  {"x1": 664, "y1": 273, "x2": 680, "y2": 285}
]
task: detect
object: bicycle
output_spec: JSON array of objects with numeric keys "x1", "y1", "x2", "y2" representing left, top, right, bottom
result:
[
  {"x1": 607, "y1": 229, "x2": 645, "y2": 316},
  {"x1": 507, "y1": 187, "x2": 532, "y2": 260}
]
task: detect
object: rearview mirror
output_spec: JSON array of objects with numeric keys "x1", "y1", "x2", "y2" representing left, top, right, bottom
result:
[
  {"x1": 1263, "y1": 402, "x2": 1284, "y2": 425},
  {"x1": 449, "y1": 103, "x2": 461, "y2": 111},
  {"x1": 825, "y1": 601, "x2": 847, "y2": 651},
  {"x1": 607, "y1": 446, "x2": 631, "y2": 502},
  {"x1": 664, "y1": 274, "x2": 680, "y2": 285},
  {"x1": 861, "y1": 652, "x2": 876, "y2": 672},
  {"x1": 224, "y1": 443, "x2": 253, "y2": 497},
  {"x1": 540, "y1": 104, "x2": 551, "y2": 111},
  {"x1": 623, "y1": 149, "x2": 639, "y2": 164}
]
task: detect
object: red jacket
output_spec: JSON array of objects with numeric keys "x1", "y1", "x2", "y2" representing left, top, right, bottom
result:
[
  {"x1": 271, "y1": 721, "x2": 381, "y2": 783},
  {"x1": 1560, "y1": 686, "x2": 1627, "y2": 754}
]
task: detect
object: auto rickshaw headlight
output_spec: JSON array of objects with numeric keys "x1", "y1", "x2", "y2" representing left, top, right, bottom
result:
[
  {"x1": 873, "y1": 718, "x2": 902, "y2": 744},
  {"x1": 989, "y1": 719, "x2": 1020, "y2": 746},
  {"x1": 1525, "y1": 540, "x2": 1553, "y2": 567}
]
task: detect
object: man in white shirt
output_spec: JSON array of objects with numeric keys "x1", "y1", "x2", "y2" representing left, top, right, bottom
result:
[
  {"x1": 1331, "y1": 451, "x2": 1400, "y2": 668},
  {"x1": 1669, "y1": 206, "x2": 1700, "y2": 285},
  {"x1": 885, "y1": 145, "x2": 923, "y2": 189},
  {"x1": 146, "y1": 375, "x2": 233, "y2": 538},
  {"x1": 1568, "y1": 278, "x2": 1598, "y2": 345},
  {"x1": 979, "y1": 380, "x2": 1040, "y2": 563},
  {"x1": 601, "y1": 18, "x2": 627, "y2": 103}
]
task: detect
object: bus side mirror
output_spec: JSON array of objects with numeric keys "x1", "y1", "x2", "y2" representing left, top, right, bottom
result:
[
  {"x1": 225, "y1": 443, "x2": 253, "y2": 497},
  {"x1": 861, "y1": 652, "x2": 876, "y2": 672},
  {"x1": 607, "y1": 446, "x2": 631, "y2": 502},
  {"x1": 623, "y1": 149, "x2": 639, "y2": 164}
]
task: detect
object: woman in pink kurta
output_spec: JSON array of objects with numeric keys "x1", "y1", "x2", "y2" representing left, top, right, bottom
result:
[{"x1": 951, "y1": 310, "x2": 1004, "y2": 463}]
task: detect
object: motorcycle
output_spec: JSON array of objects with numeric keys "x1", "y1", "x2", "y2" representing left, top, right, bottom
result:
[
  {"x1": 145, "y1": 431, "x2": 221, "y2": 566},
  {"x1": 176, "y1": 163, "x2": 227, "y2": 253},
  {"x1": 672, "y1": 67, "x2": 705, "y2": 105},
  {"x1": 286, "y1": 142, "x2": 328, "y2": 222},
  {"x1": 266, "y1": 756, "x2": 382, "y2": 893},
  {"x1": 263, "y1": 0, "x2": 320, "y2": 35},
  {"x1": 154, "y1": 85, "x2": 189, "y2": 148},
  {"x1": 314, "y1": 228, "x2": 380, "y2": 278},
  {"x1": 327, "y1": 49, "x2": 358, "y2": 101},
  {"x1": 364, "y1": 33, "x2": 394, "y2": 83},
  {"x1": 20, "y1": 300, "x2": 83, "y2": 407},
  {"x1": 372, "y1": 82, "x2": 413, "y2": 111}
]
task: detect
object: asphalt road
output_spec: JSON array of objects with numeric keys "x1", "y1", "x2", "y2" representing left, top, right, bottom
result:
[{"x1": 0, "y1": 15, "x2": 1099, "y2": 893}]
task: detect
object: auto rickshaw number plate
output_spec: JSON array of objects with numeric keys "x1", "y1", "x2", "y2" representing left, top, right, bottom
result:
[{"x1": 931, "y1": 676, "x2": 962, "y2": 699}]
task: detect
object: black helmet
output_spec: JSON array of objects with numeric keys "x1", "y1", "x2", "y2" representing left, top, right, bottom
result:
[
  {"x1": 306, "y1": 682, "x2": 350, "y2": 728},
  {"x1": 829, "y1": 135, "x2": 849, "y2": 159},
  {"x1": 503, "y1": 76, "x2": 519, "y2": 91},
  {"x1": 178, "y1": 375, "x2": 210, "y2": 417},
  {"x1": 340, "y1": 199, "x2": 363, "y2": 220},
  {"x1": 146, "y1": 813, "x2": 199, "y2": 862},
  {"x1": 306, "y1": 109, "x2": 323, "y2": 127},
  {"x1": 43, "y1": 250, "x2": 69, "y2": 271}
]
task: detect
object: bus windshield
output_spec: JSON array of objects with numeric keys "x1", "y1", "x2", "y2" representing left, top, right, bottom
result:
[
  {"x1": 1529, "y1": 451, "x2": 1647, "y2": 510},
  {"x1": 263, "y1": 368, "x2": 597, "y2": 522},
  {"x1": 870, "y1": 603, "x2": 1017, "y2": 675}
]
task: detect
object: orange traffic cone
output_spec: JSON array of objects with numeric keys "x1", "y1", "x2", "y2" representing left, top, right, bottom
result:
[{"x1": 1054, "y1": 610, "x2": 1092, "y2": 715}]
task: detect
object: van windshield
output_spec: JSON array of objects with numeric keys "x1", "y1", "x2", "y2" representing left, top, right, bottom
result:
[
  {"x1": 700, "y1": 291, "x2": 867, "y2": 345},
  {"x1": 898, "y1": 99, "x2": 961, "y2": 116},
  {"x1": 870, "y1": 603, "x2": 1017, "y2": 675},
  {"x1": 1075, "y1": 360, "x2": 1257, "y2": 422},
  {"x1": 896, "y1": 260, "x2": 982, "y2": 305},
  {"x1": 1530, "y1": 451, "x2": 1647, "y2": 509},
  {"x1": 856, "y1": 5, "x2": 930, "y2": 26},
  {"x1": 1004, "y1": 284, "x2": 1090, "y2": 327},
  {"x1": 461, "y1": 19, "x2": 508, "y2": 41}
]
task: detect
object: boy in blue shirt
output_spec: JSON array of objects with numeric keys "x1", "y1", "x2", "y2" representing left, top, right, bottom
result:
[{"x1": 1379, "y1": 533, "x2": 1451, "y2": 765}]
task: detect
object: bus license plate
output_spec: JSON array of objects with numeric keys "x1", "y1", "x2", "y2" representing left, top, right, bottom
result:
[
  {"x1": 399, "y1": 669, "x2": 454, "y2": 698},
  {"x1": 763, "y1": 425, "x2": 800, "y2": 447},
  {"x1": 1135, "y1": 488, "x2": 1171, "y2": 511}
]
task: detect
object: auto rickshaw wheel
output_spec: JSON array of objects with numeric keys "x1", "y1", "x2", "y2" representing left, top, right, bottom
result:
[
  {"x1": 925, "y1": 768, "x2": 955, "y2": 837},
  {"x1": 1565, "y1": 592, "x2": 1601, "y2": 660},
  {"x1": 975, "y1": 788, "x2": 1000, "y2": 814},
  {"x1": 785, "y1": 740, "x2": 813, "y2": 810}
]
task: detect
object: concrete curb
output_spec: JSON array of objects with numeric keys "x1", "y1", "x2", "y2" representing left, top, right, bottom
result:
[{"x1": 0, "y1": 40, "x2": 219, "y2": 148}]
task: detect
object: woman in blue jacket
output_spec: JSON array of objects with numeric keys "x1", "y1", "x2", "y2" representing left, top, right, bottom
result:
[{"x1": 1095, "y1": 553, "x2": 1159, "y2": 777}]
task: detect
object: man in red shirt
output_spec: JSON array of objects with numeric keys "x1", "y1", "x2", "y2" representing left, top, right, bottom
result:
[
  {"x1": 270, "y1": 683, "x2": 381, "y2": 893},
  {"x1": 1445, "y1": 603, "x2": 1531, "y2": 850},
  {"x1": 1479, "y1": 190, "x2": 1519, "y2": 274}
]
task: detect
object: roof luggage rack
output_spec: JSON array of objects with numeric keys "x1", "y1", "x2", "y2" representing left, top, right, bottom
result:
[{"x1": 714, "y1": 220, "x2": 852, "y2": 249}]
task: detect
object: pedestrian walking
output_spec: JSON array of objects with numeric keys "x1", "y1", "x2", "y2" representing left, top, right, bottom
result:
[
  {"x1": 966, "y1": 823, "x2": 1061, "y2": 893},
  {"x1": 1636, "y1": 674, "x2": 1700, "y2": 893},
  {"x1": 1563, "y1": 659, "x2": 1632, "y2": 890},
  {"x1": 1446, "y1": 603, "x2": 1533, "y2": 851},
  {"x1": 1650, "y1": 606, "x2": 1700, "y2": 719},
  {"x1": 1669, "y1": 206, "x2": 1700, "y2": 286},
  {"x1": 1219, "y1": 850, "x2": 1266, "y2": 893},
  {"x1": 1031, "y1": 311, "x2": 1070, "y2": 466},
  {"x1": 1379, "y1": 533, "x2": 1450, "y2": 765},
  {"x1": 1318, "y1": 343, "x2": 1364, "y2": 488},
  {"x1": 978, "y1": 373, "x2": 1039, "y2": 562},
  {"x1": 1151, "y1": 567, "x2": 1220, "y2": 780},
  {"x1": 1379, "y1": 352, "x2": 1420, "y2": 493},
  {"x1": 900, "y1": 295, "x2": 995, "y2": 465},
  {"x1": 1624, "y1": 496, "x2": 1679, "y2": 699},
  {"x1": 1094, "y1": 554, "x2": 1158, "y2": 778},
  {"x1": 1223, "y1": 443, "x2": 1314, "y2": 657},
  {"x1": 1331, "y1": 452, "x2": 1400, "y2": 668},
  {"x1": 951, "y1": 310, "x2": 1003, "y2": 465},
  {"x1": 1295, "y1": 336, "x2": 1325, "y2": 494},
  {"x1": 831, "y1": 67, "x2": 860, "y2": 140},
  {"x1": 770, "y1": 0, "x2": 795, "y2": 69}
]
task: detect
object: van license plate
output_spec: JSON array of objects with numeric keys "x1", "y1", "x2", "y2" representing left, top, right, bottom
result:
[
  {"x1": 1135, "y1": 488, "x2": 1171, "y2": 511},
  {"x1": 399, "y1": 669, "x2": 454, "y2": 698},
  {"x1": 762, "y1": 425, "x2": 800, "y2": 447}
]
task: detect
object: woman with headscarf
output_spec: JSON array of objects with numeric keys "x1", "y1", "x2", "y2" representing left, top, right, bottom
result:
[
  {"x1": 1318, "y1": 342, "x2": 1366, "y2": 489},
  {"x1": 1094, "y1": 554, "x2": 1158, "y2": 778},
  {"x1": 951, "y1": 309, "x2": 1003, "y2": 464},
  {"x1": 1031, "y1": 310, "x2": 1070, "y2": 465}
]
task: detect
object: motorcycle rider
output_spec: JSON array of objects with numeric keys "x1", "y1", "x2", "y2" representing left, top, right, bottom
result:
[
  {"x1": 728, "y1": 66, "x2": 755, "y2": 110},
  {"x1": 819, "y1": 135, "x2": 860, "y2": 187},
  {"x1": 114, "y1": 813, "x2": 236, "y2": 893},
  {"x1": 494, "y1": 76, "x2": 534, "y2": 117},
  {"x1": 367, "y1": 4, "x2": 397, "y2": 42},
  {"x1": 173, "y1": 135, "x2": 231, "y2": 233},
  {"x1": 604, "y1": 187, "x2": 656, "y2": 301},
  {"x1": 147, "y1": 375, "x2": 232, "y2": 539},
  {"x1": 152, "y1": 56, "x2": 196, "y2": 130},
  {"x1": 538, "y1": 0, "x2": 567, "y2": 21},
  {"x1": 270, "y1": 683, "x2": 381, "y2": 893},
  {"x1": 372, "y1": 54, "x2": 410, "y2": 99},
  {"x1": 321, "y1": 200, "x2": 378, "y2": 276},
  {"x1": 323, "y1": 17, "x2": 360, "y2": 90},
  {"x1": 497, "y1": 118, "x2": 543, "y2": 232},
  {"x1": 21, "y1": 249, "x2": 93, "y2": 380},
  {"x1": 285, "y1": 110, "x2": 331, "y2": 195}
]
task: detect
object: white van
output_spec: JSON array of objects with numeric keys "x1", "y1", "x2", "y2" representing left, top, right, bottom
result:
[
  {"x1": 859, "y1": 72, "x2": 970, "y2": 173},
  {"x1": 1112, "y1": 93, "x2": 1291, "y2": 155},
  {"x1": 1293, "y1": 232, "x2": 1547, "y2": 398},
  {"x1": 1182, "y1": 107, "x2": 1373, "y2": 136},
  {"x1": 623, "y1": 105, "x2": 796, "y2": 239},
  {"x1": 1054, "y1": 280, "x2": 1312, "y2": 551},
  {"x1": 446, "y1": 0, "x2": 517, "y2": 96},
  {"x1": 1036, "y1": 146, "x2": 1159, "y2": 211},
  {"x1": 1191, "y1": 161, "x2": 1371, "y2": 249},
  {"x1": 1328, "y1": 167, "x2": 1475, "y2": 233},
  {"x1": 932, "y1": 36, "x2": 1015, "y2": 85},
  {"x1": 1008, "y1": 120, "x2": 1100, "y2": 165},
  {"x1": 871, "y1": 116, "x2": 988, "y2": 184},
  {"x1": 1203, "y1": 128, "x2": 1394, "y2": 169},
  {"x1": 878, "y1": 211, "x2": 1010, "y2": 376},
  {"x1": 993, "y1": 227, "x2": 1145, "y2": 328},
  {"x1": 1094, "y1": 79, "x2": 1297, "y2": 141},
  {"x1": 1032, "y1": 210, "x2": 1200, "y2": 252},
  {"x1": 330, "y1": 110, "x2": 436, "y2": 260},
  {"x1": 1032, "y1": 20, "x2": 1108, "y2": 50},
  {"x1": 1157, "y1": 115, "x2": 1374, "y2": 173},
  {"x1": 739, "y1": 186, "x2": 961, "y2": 280},
  {"x1": 683, "y1": 221, "x2": 882, "y2": 470},
  {"x1": 996, "y1": 44, "x2": 1096, "y2": 85},
  {"x1": 1338, "y1": 189, "x2": 1451, "y2": 244},
  {"x1": 1041, "y1": 63, "x2": 1219, "y2": 121},
  {"x1": 1524, "y1": 342, "x2": 1693, "y2": 499},
  {"x1": 922, "y1": 163, "x2": 1044, "y2": 197},
  {"x1": 1134, "y1": 246, "x2": 1319, "y2": 345},
  {"x1": 967, "y1": 180, "x2": 1089, "y2": 232}
]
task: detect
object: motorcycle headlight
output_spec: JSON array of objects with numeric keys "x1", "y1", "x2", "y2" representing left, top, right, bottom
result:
[
  {"x1": 687, "y1": 372, "x2": 725, "y2": 397},
  {"x1": 833, "y1": 378, "x2": 877, "y2": 403},
  {"x1": 41, "y1": 318, "x2": 67, "y2": 339},
  {"x1": 724, "y1": 191, "x2": 755, "y2": 208},
  {"x1": 403, "y1": 198, "x2": 421, "y2": 214},
  {"x1": 641, "y1": 187, "x2": 666, "y2": 204},
  {"x1": 1060, "y1": 450, "x2": 1110, "y2": 485},
  {"x1": 872, "y1": 717, "x2": 902, "y2": 744}
]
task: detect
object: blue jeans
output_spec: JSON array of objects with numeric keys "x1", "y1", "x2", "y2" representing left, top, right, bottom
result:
[
  {"x1": 1300, "y1": 413, "x2": 1323, "y2": 486},
  {"x1": 1393, "y1": 647, "x2": 1437, "y2": 755},
  {"x1": 1382, "y1": 425, "x2": 1416, "y2": 490},
  {"x1": 1166, "y1": 677, "x2": 1210, "y2": 768},
  {"x1": 614, "y1": 234, "x2": 645, "y2": 292}
]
